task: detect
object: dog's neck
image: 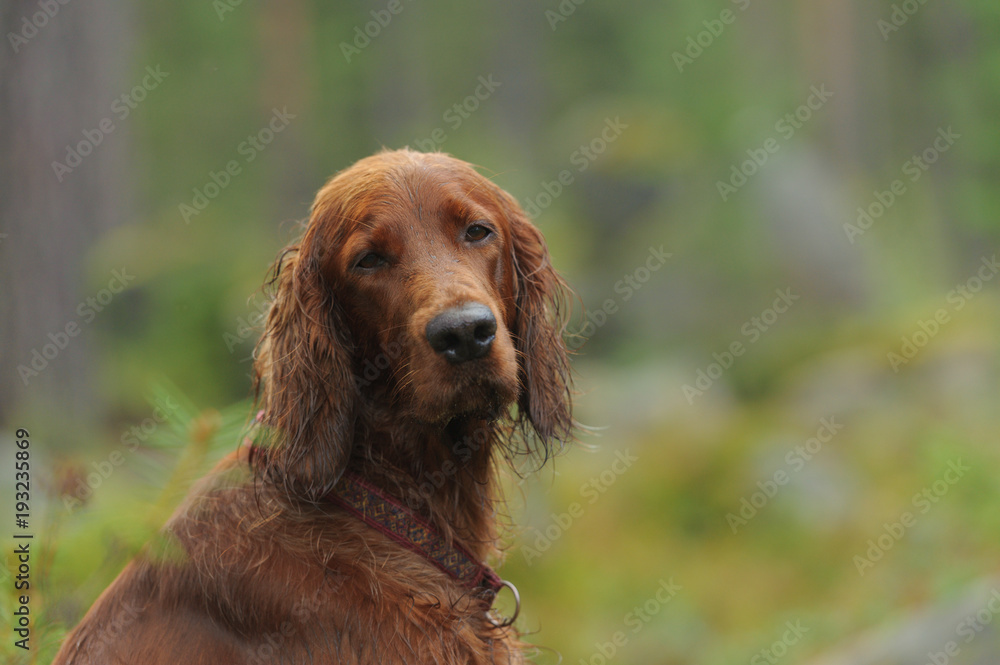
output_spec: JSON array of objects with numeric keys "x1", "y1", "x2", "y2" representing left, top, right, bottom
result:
[{"x1": 353, "y1": 413, "x2": 502, "y2": 562}]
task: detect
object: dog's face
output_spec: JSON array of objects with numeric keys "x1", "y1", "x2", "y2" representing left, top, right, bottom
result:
[
  {"x1": 255, "y1": 149, "x2": 571, "y2": 495},
  {"x1": 318, "y1": 151, "x2": 521, "y2": 422}
]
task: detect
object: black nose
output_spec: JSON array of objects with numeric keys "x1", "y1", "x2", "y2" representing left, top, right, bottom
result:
[{"x1": 425, "y1": 303, "x2": 497, "y2": 364}]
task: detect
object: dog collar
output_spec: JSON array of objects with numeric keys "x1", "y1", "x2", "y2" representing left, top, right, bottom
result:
[{"x1": 246, "y1": 444, "x2": 519, "y2": 627}]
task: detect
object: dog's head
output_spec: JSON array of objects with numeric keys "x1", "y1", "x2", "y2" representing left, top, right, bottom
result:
[{"x1": 253, "y1": 149, "x2": 572, "y2": 497}]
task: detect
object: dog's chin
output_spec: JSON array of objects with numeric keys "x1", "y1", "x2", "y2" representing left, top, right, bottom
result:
[{"x1": 410, "y1": 372, "x2": 518, "y2": 425}]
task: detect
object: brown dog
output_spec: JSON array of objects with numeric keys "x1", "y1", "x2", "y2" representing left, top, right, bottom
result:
[{"x1": 54, "y1": 149, "x2": 573, "y2": 664}]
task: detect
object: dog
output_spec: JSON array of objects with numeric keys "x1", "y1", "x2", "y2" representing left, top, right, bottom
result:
[{"x1": 53, "y1": 148, "x2": 573, "y2": 664}]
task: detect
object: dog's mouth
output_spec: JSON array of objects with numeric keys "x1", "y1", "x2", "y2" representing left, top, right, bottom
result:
[
  {"x1": 356, "y1": 303, "x2": 518, "y2": 423},
  {"x1": 412, "y1": 364, "x2": 518, "y2": 424},
  {"x1": 398, "y1": 329, "x2": 519, "y2": 422}
]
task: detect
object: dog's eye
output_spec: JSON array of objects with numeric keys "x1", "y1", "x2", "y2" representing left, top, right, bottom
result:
[
  {"x1": 465, "y1": 224, "x2": 492, "y2": 242},
  {"x1": 355, "y1": 252, "x2": 386, "y2": 270}
]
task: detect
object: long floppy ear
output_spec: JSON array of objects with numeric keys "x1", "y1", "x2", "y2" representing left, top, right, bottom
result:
[
  {"x1": 501, "y1": 193, "x2": 574, "y2": 455},
  {"x1": 252, "y1": 241, "x2": 356, "y2": 501}
]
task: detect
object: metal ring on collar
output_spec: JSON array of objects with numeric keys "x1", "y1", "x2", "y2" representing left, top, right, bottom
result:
[{"x1": 488, "y1": 579, "x2": 520, "y2": 628}]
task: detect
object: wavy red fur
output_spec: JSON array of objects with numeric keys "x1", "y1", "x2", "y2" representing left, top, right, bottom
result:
[{"x1": 54, "y1": 149, "x2": 573, "y2": 665}]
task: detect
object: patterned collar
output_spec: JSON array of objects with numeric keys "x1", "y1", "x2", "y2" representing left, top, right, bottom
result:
[
  {"x1": 246, "y1": 444, "x2": 518, "y2": 625},
  {"x1": 328, "y1": 472, "x2": 504, "y2": 594}
]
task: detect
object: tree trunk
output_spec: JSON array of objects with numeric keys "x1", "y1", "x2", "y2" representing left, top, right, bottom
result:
[{"x1": 0, "y1": 0, "x2": 133, "y2": 428}]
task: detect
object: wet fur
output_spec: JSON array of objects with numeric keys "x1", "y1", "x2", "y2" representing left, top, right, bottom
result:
[{"x1": 54, "y1": 149, "x2": 573, "y2": 664}]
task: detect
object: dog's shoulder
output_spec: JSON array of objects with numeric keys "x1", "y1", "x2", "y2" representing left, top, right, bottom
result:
[{"x1": 55, "y1": 452, "x2": 525, "y2": 664}]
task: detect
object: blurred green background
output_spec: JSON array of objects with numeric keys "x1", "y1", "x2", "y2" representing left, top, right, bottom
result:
[{"x1": 3, "y1": 1, "x2": 1000, "y2": 663}]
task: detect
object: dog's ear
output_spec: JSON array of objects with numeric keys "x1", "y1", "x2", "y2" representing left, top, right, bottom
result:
[
  {"x1": 253, "y1": 239, "x2": 356, "y2": 500},
  {"x1": 500, "y1": 192, "x2": 574, "y2": 455}
]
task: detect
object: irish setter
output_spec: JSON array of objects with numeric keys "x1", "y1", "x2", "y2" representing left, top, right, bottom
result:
[{"x1": 54, "y1": 149, "x2": 573, "y2": 664}]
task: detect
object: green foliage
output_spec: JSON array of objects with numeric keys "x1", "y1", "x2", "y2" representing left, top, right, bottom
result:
[
  {"x1": 19, "y1": 0, "x2": 1000, "y2": 662},
  {"x1": 1, "y1": 385, "x2": 252, "y2": 664}
]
